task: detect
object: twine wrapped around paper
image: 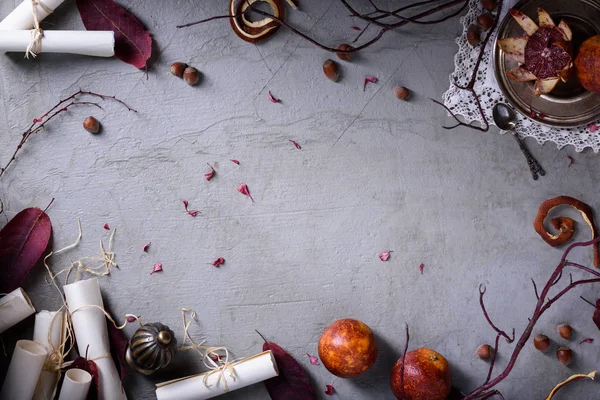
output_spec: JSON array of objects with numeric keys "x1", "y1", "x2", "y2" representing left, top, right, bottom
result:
[{"x1": 25, "y1": 0, "x2": 53, "y2": 58}]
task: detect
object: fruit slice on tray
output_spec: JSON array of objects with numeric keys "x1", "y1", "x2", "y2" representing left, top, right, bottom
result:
[{"x1": 498, "y1": 8, "x2": 573, "y2": 96}]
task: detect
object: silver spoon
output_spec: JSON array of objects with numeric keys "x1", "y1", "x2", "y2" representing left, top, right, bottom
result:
[{"x1": 492, "y1": 103, "x2": 545, "y2": 180}]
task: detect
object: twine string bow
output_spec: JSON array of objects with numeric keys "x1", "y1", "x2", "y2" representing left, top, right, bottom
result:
[{"x1": 26, "y1": 0, "x2": 53, "y2": 58}]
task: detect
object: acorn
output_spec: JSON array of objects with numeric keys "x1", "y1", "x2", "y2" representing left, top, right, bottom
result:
[
  {"x1": 83, "y1": 116, "x2": 100, "y2": 134},
  {"x1": 467, "y1": 24, "x2": 481, "y2": 47},
  {"x1": 393, "y1": 86, "x2": 410, "y2": 100},
  {"x1": 533, "y1": 334, "x2": 550, "y2": 353},
  {"x1": 476, "y1": 344, "x2": 493, "y2": 360},
  {"x1": 477, "y1": 13, "x2": 494, "y2": 30},
  {"x1": 557, "y1": 324, "x2": 572, "y2": 340},
  {"x1": 126, "y1": 322, "x2": 177, "y2": 375},
  {"x1": 556, "y1": 346, "x2": 572, "y2": 366},
  {"x1": 183, "y1": 67, "x2": 200, "y2": 86},
  {"x1": 323, "y1": 59, "x2": 340, "y2": 82},
  {"x1": 170, "y1": 62, "x2": 187, "y2": 78},
  {"x1": 336, "y1": 44, "x2": 354, "y2": 61}
]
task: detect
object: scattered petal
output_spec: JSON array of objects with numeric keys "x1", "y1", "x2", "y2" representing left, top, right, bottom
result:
[
  {"x1": 588, "y1": 124, "x2": 599, "y2": 133},
  {"x1": 580, "y1": 338, "x2": 594, "y2": 344},
  {"x1": 33, "y1": 118, "x2": 41, "y2": 124},
  {"x1": 567, "y1": 156, "x2": 573, "y2": 168},
  {"x1": 103, "y1": 223, "x2": 110, "y2": 230},
  {"x1": 268, "y1": 91, "x2": 280, "y2": 103},
  {"x1": 419, "y1": 263, "x2": 424, "y2": 274},
  {"x1": 150, "y1": 262, "x2": 163, "y2": 275},
  {"x1": 182, "y1": 200, "x2": 199, "y2": 217},
  {"x1": 289, "y1": 140, "x2": 301, "y2": 150},
  {"x1": 325, "y1": 385, "x2": 335, "y2": 395},
  {"x1": 238, "y1": 183, "x2": 254, "y2": 202},
  {"x1": 205, "y1": 163, "x2": 215, "y2": 181},
  {"x1": 127, "y1": 315, "x2": 138, "y2": 323},
  {"x1": 307, "y1": 354, "x2": 319, "y2": 365},
  {"x1": 209, "y1": 353, "x2": 222, "y2": 362},
  {"x1": 212, "y1": 257, "x2": 225, "y2": 267},
  {"x1": 231, "y1": 159, "x2": 240, "y2": 165},
  {"x1": 379, "y1": 251, "x2": 392, "y2": 261},
  {"x1": 351, "y1": 26, "x2": 361, "y2": 31},
  {"x1": 363, "y1": 76, "x2": 378, "y2": 91},
  {"x1": 142, "y1": 242, "x2": 151, "y2": 252}
]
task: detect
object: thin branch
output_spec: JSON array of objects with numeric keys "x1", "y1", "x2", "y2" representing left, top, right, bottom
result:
[
  {"x1": 400, "y1": 324, "x2": 410, "y2": 399},
  {"x1": 478, "y1": 284, "x2": 515, "y2": 343},
  {"x1": 484, "y1": 334, "x2": 501, "y2": 384},
  {"x1": 531, "y1": 278, "x2": 540, "y2": 300},
  {"x1": 580, "y1": 296, "x2": 597, "y2": 308}
]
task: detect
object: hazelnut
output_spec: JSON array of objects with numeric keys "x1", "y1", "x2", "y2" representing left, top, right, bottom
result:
[
  {"x1": 477, "y1": 13, "x2": 494, "y2": 30},
  {"x1": 393, "y1": 86, "x2": 410, "y2": 100},
  {"x1": 533, "y1": 334, "x2": 550, "y2": 353},
  {"x1": 323, "y1": 59, "x2": 339, "y2": 82},
  {"x1": 557, "y1": 324, "x2": 573, "y2": 340},
  {"x1": 476, "y1": 344, "x2": 493, "y2": 360},
  {"x1": 170, "y1": 62, "x2": 187, "y2": 78},
  {"x1": 556, "y1": 347, "x2": 572, "y2": 366},
  {"x1": 480, "y1": 0, "x2": 496, "y2": 11},
  {"x1": 467, "y1": 24, "x2": 481, "y2": 47},
  {"x1": 83, "y1": 116, "x2": 100, "y2": 134},
  {"x1": 336, "y1": 44, "x2": 354, "y2": 61},
  {"x1": 183, "y1": 66, "x2": 200, "y2": 86}
]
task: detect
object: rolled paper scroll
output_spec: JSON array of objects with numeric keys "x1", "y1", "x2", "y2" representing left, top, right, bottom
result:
[
  {"x1": 155, "y1": 350, "x2": 279, "y2": 400},
  {"x1": 32, "y1": 310, "x2": 66, "y2": 400},
  {"x1": 58, "y1": 368, "x2": 92, "y2": 400},
  {"x1": 0, "y1": 0, "x2": 67, "y2": 30},
  {"x1": 0, "y1": 340, "x2": 48, "y2": 400},
  {"x1": 0, "y1": 30, "x2": 115, "y2": 57},
  {"x1": 64, "y1": 278, "x2": 127, "y2": 400},
  {"x1": 0, "y1": 287, "x2": 36, "y2": 334}
]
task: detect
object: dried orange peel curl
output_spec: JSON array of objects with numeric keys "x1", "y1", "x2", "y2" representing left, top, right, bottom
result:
[
  {"x1": 545, "y1": 370, "x2": 596, "y2": 400},
  {"x1": 229, "y1": 0, "x2": 285, "y2": 43},
  {"x1": 533, "y1": 196, "x2": 600, "y2": 267}
]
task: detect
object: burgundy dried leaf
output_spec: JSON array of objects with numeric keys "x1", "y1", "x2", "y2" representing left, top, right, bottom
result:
[
  {"x1": 419, "y1": 263, "x2": 424, "y2": 274},
  {"x1": 103, "y1": 223, "x2": 110, "y2": 230},
  {"x1": 325, "y1": 385, "x2": 335, "y2": 395},
  {"x1": 150, "y1": 262, "x2": 162, "y2": 275},
  {"x1": 379, "y1": 251, "x2": 392, "y2": 261},
  {"x1": 205, "y1": 164, "x2": 215, "y2": 181},
  {"x1": 567, "y1": 156, "x2": 573, "y2": 168},
  {"x1": 69, "y1": 356, "x2": 99, "y2": 400},
  {"x1": 259, "y1": 333, "x2": 316, "y2": 400},
  {"x1": 580, "y1": 338, "x2": 594, "y2": 344},
  {"x1": 231, "y1": 159, "x2": 240, "y2": 165},
  {"x1": 142, "y1": 242, "x2": 151, "y2": 252},
  {"x1": 306, "y1": 353, "x2": 319, "y2": 365},
  {"x1": 106, "y1": 314, "x2": 129, "y2": 380},
  {"x1": 289, "y1": 140, "x2": 302, "y2": 150},
  {"x1": 268, "y1": 91, "x2": 280, "y2": 103},
  {"x1": 76, "y1": 0, "x2": 152, "y2": 69},
  {"x1": 212, "y1": 257, "x2": 225, "y2": 267},
  {"x1": 351, "y1": 26, "x2": 361, "y2": 31},
  {"x1": 588, "y1": 124, "x2": 599, "y2": 133},
  {"x1": 182, "y1": 200, "x2": 199, "y2": 217},
  {"x1": 363, "y1": 76, "x2": 378, "y2": 91},
  {"x1": 238, "y1": 183, "x2": 254, "y2": 202},
  {"x1": 0, "y1": 207, "x2": 52, "y2": 293}
]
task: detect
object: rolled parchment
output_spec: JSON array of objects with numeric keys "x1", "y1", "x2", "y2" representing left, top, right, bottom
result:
[
  {"x1": 0, "y1": 0, "x2": 67, "y2": 30},
  {"x1": 64, "y1": 278, "x2": 127, "y2": 400},
  {"x1": 33, "y1": 310, "x2": 66, "y2": 400},
  {"x1": 0, "y1": 287, "x2": 36, "y2": 334},
  {"x1": 58, "y1": 368, "x2": 92, "y2": 400},
  {"x1": 0, "y1": 340, "x2": 48, "y2": 400},
  {"x1": 0, "y1": 30, "x2": 115, "y2": 57},
  {"x1": 155, "y1": 350, "x2": 279, "y2": 400}
]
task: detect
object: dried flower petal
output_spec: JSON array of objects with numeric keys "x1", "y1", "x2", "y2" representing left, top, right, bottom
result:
[
  {"x1": 103, "y1": 223, "x2": 110, "y2": 230},
  {"x1": 142, "y1": 242, "x2": 151, "y2": 252},
  {"x1": 212, "y1": 257, "x2": 225, "y2": 267},
  {"x1": 237, "y1": 183, "x2": 254, "y2": 202},
  {"x1": 567, "y1": 156, "x2": 573, "y2": 168},
  {"x1": 205, "y1": 164, "x2": 215, "y2": 181},
  {"x1": 182, "y1": 200, "x2": 199, "y2": 217},
  {"x1": 588, "y1": 124, "x2": 599, "y2": 133},
  {"x1": 307, "y1": 353, "x2": 319, "y2": 365},
  {"x1": 325, "y1": 385, "x2": 335, "y2": 395},
  {"x1": 363, "y1": 76, "x2": 377, "y2": 91},
  {"x1": 419, "y1": 263, "x2": 424, "y2": 274},
  {"x1": 150, "y1": 262, "x2": 163, "y2": 275},
  {"x1": 580, "y1": 338, "x2": 594, "y2": 344},
  {"x1": 351, "y1": 26, "x2": 361, "y2": 31},
  {"x1": 127, "y1": 315, "x2": 137, "y2": 323},
  {"x1": 379, "y1": 251, "x2": 392, "y2": 261},
  {"x1": 289, "y1": 140, "x2": 301, "y2": 150},
  {"x1": 231, "y1": 159, "x2": 240, "y2": 165},
  {"x1": 268, "y1": 91, "x2": 280, "y2": 103}
]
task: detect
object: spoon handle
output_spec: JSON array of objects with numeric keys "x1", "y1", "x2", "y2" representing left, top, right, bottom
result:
[{"x1": 512, "y1": 133, "x2": 545, "y2": 180}]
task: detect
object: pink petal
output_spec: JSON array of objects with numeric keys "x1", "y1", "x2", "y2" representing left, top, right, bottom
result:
[
  {"x1": 351, "y1": 26, "x2": 361, "y2": 31},
  {"x1": 268, "y1": 90, "x2": 280, "y2": 103},
  {"x1": 182, "y1": 200, "x2": 199, "y2": 217},
  {"x1": 567, "y1": 156, "x2": 573, "y2": 168},
  {"x1": 127, "y1": 316, "x2": 137, "y2": 323},
  {"x1": 142, "y1": 242, "x2": 151, "y2": 252},
  {"x1": 588, "y1": 124, "x2": 599, "y2": 133},
  {"x1": 419, "y1": 263, "x2": 424, "y2": 274},
  {"x1": 237, "y1": 183, "x2": 254, "y2": 202},
  {"x1": 212, "y1": 257, "x2": 225, "y2": 267},
  {"x1": 289, "y1": 140, "x2": 301, "y2": 150},
  {"x1": 580, "y1": 338, "x2": 594, "y2": 344},
  {"x1": 150, "y1": 262, "x2": 163, "y2": 275},
  {"x1": 205, "y1": 164, "x2": 215, "y2": 181},
  {"x1": 307, "y1": 353, "x2": 319, "y2": 365},
  {"x1": 379, "y1": 251, "x2": 392, "y2": 261},
  {"x1": 103, "y1": 223, "x2": 110, "y2": 230},
  {"x1": 325, "y1": 385, "x2": 335, "y2": 395},
  {"x1": 231, "y1": 159, "x2": 240, "y2": 165},
  {"x1": 363, "y1": 76, "x2": 377, "y2": 91}
]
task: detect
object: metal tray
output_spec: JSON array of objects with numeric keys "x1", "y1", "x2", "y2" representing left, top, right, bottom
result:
[{"x1": 493, "y1": 0, "x2": 600, "y2": 127}]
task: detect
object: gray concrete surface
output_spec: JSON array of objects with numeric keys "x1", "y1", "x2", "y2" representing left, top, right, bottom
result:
[{"x1": 1, "y1": 1, "x2": 599, "y2": 399}]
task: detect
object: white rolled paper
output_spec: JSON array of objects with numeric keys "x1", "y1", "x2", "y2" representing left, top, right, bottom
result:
[
  {"x1": 0, "y1": 30, "x2": 115, "y2": 57},
  {"x1": 155, "y1": 350, "x2": 279, "y2": 400},
  {"x1": 58, "y1": 368, "x2": 92, "y2": 400},
  {"x1": 0, "y1": 287, "x2": 36, "y2": 334},
  {"x1": 64, "y1": 278, "x2": 127, "y2": 400},
  {"x1": 33, "y1": 310, "x2": 66, "y2": 400},
  {"x1": 0, "y1": 340, "x2": 48, "y2": 400},
  {"x1": 0, "y1": 0, "x2": 66, "y2": 30}
]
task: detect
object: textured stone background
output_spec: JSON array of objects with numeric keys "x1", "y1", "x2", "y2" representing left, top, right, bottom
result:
[{"x1": 1, "y1": 1, "x2": 600, "y2": 399}]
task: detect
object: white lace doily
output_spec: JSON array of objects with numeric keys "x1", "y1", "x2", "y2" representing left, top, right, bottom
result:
[{"x1": 442, "y1": 0, "x2": 600, "y2": 153}]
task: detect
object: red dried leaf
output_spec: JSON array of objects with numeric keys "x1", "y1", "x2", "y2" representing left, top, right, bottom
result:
[
  {"x1": 212, "y1": 257, "x2": 225, "y2": 267},
  {"x1": 238, "y1": 183, "x2": 254, "y2": 202},
  {"x1": 363, "y1": 76, "x2": 377, "y2": 91},
  {"x1": 289, "y1": 140, "x2": 302, "y2": 150},
  {"x1": 351, "y1": 26, "x2": 361, "y2": 31},
  {"x1": 205, "y1": 164, "x2": 215, "y2": 181},
  {"x1": 103, "y1": 223, "x2": 110, "y2": 230},
  {"x1": 580, "y1": 338, "x2": 594, "y2": 344},
  {"x1": 325, "y1": 385, "x2": 335, "y2": 395},
  {"x1": 231, "y1": 159, "x2": 240, "y2": 165},
  {"x1": 142, "y1": 242, "x2": 151, "y2": 252},
  {"x1": 150, "y1": 262, "x2": 162, "y2": 275},
  {"x1": 588, "y1": 124, "x2": 599, "y2": 133},
  {"x1": 379, "y1": 251, "x2": 392, "y2": 261},
  {"x1": 0, "y1": 207, "x2": 52, "y2": 293},
  {"x1": 70, "y1": 356, "x2": 99, "y2": 400},
  {"x1": 106, "y1": 314, "x2": 129, "y2": 380},
  {"x1": 268, "y1": 91, "x2": 281, "y2": 103},
  {"x1": 76, "y1": 0, "x2": 152, "y2": 69},
  {"x1": 419, "y1": 263, "x2": 424, "y2": 274},
  {"x1": 306, "y1": 353, "x2": 319, "y2": 365},
  {"x1": 258, "y1": 333, "x2": 316, "y2": 400},
  {"x1": 182, "y1": 200, "x2": 199, "y2": 217}
]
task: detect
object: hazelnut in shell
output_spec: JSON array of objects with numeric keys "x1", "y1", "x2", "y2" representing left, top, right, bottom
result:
[
  {"x1": 336, "y1": 44, "x2": 354, "y2": 61},
  {"x1": 183, "y1": 67, "x2": 201, "y2": 86},
  {"x1": 533, "y1": 334, "x2": 550, "y2": 353},
  {"x1": 83, "y1": 116, "x2": 100, "y2": 134},
  {"x1": 323, "y1": 59, "x2": 340, "y2": 82},
  {"x1": 556, "y1": 346, "x2": 572, "y2": 366},
  {"x1": 170, "y1": 62, "x2": 187, "y2": 78}
]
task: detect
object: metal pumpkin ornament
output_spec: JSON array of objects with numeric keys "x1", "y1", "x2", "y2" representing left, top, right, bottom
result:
[{"x1": 125, "y1": 322, "x2": 177, "y2": 375}]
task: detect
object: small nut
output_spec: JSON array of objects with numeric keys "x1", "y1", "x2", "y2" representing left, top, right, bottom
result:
[
  {"x1": 183, "y1": 67, "x2": 200, "y2": 86},
  {"x1": 557, "y1": 324, "x2": 573, "y2": 340},
  {"x1": 323, "y1": 59, "x2": 339, "y2": 82},
  {"x1": 533, "y1": 334, "x2": 550, "y2": 353},
  {"x1": 467, "y1": 24, "x2": 481, "y2": 47},
  {"x1": 83, "y1": 116, "x2": 100, "y2": 134},
  {"x1": 476, "y1": 344, "x2": 493, "y2": 360},
  {"x1": 170, "y1": 62, "x2": 187, "y2": 78},
  {"x1": 477, "y1": 13, "x2": 494, "y2": 30},
  {"x1": 393, "y1": 86, "x2": 410, "y2": 100},
  {"x1": 480, "y1": 0, "x2": 496, "y2": 11},
  {"x1": 336, "y1": 44, "x2": 354, "y2": 61},
  {"x1": 556, "y1": 346, "x2": 572, "y2": 366}
]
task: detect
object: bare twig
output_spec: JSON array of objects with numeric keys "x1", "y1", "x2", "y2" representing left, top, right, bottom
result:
[
  {"x1": 478, "y1": 284, "x2": 515, "y2": 343},
  {"x1": 400, "y1": 324, "x2": 410, "y2": 399}
]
